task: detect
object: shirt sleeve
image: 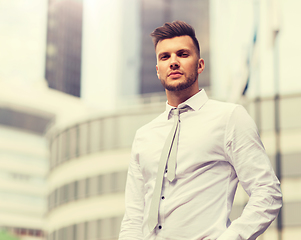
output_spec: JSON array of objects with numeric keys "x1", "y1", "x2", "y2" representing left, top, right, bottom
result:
[
  {"x1": 217, "y1": 105, "x2": 283, "y2": 240},
  {"x1": 119, "y1": 134, "x2": 145, "y2": 240}
]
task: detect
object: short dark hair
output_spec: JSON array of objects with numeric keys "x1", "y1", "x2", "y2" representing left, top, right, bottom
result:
[{"x1": 150, "y1": 20, "x2": 200, "y2": 56}]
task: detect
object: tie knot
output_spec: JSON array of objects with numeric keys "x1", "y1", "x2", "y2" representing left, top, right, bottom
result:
[
  {"x1": 171, "y1": 105, "x2": 191, "y2": 116},
  {"x1": 172, "y1": 108, "x2": 180, "y2": 116},
  {"x1": 169, "y1": 105, "x2": 191, "y2": 120}
]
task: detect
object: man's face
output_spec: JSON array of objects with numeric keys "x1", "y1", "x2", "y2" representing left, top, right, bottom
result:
[{"x1": 155, "y1": 35, "x2": 204, "y2": 92}]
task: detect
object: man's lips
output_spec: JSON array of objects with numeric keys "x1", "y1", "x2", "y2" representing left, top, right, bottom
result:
[{"x1": 168, "y1": 71, "x2": 183, "y2": 78}]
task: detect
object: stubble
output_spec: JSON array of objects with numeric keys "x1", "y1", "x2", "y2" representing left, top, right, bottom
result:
[{"x1": 160, "y1": 62, "x2": 199, "y2": 92}]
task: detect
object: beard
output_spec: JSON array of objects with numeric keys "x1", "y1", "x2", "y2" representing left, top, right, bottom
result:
[{"x1": 160, "y1": 64, "x2": 199, "y2": 92}]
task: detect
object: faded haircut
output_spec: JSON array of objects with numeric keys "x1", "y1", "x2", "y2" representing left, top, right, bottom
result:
[{"x1": 150, "y1": 20, "x2": 200, "y2": 57}]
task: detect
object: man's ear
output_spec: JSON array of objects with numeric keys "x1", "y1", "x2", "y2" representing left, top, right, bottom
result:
[
  {"x1": 197, "y1": 58, "x2": 205, "y2": 74},
  {"x1": 156, "y1": 65, "x2": 161, "y2": 79}
]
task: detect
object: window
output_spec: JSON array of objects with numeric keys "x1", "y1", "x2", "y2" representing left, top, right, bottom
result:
[
  {"x1": 98, "y1": 175, "x2": 103, "y2": 195},
  {"x1": 50, "y1": 191, "x2": 55, "y2": 209},
  {"x1": 89, "y1": 176, "x2": 98, "y2": 196},
  {"x1": 72, "y1": 224, "x2": 77, "y2": 240},
  {"x1": 62, "y1": 184, "x2": 69, "y2": 203},
  {"x1": 111, "y1": 172, "x2": 119, "y2": 192},
  {"x1": 90, "y1": 120, "x2": 102, "y2": 153},
  {"x1": 84, "y1": 222, "x2": 88, "y2": 240},
  {"x1": 102, "y1": 173, "x2": 111, "y2": 193},
  {"x1": 74, "y1": 181, "x2": 78, "y2": 200},
  {"x1": 111, "y1": 216, "x2": 123, "y2": 238},
  {"x1": 78, "y1": 123, "x2": 88, "y2": 156},
  {"x1": 69, "y1": 126, "x2": 78, "y2": 159},
  {"x1": 65, "y1": 129, "x2": 70, "y2": 160},
  {"x1": 76, "y1": 222, "x2": 85, "y2": 240},
  {"x1": 111, "y1": 171, "x2": 127, "y2": 192},
  {"x1": 69, "y1": 182, "x2": 75, "y2": 202},
  {"x1": 87, "y1": 220, "x2": 97, "y2": 240},
  {"x1": 102, "y1": 117, "x2": 117, "y2": 149},
  {"x1": 59, "y1": 186, "x2": 64, "y2": 205},
  {"x1": 50, "y1": 137, "x2": 57, "y2": 169},
  {"x1": 57, "y1": 132, "x2": 66, "y2": 164},
  {"x1": 99, "y1": 219, "x2": 111, "y2": 239},
  {"x1": 54, "y1": 189, "x2": 58, "y2": 207},
  {"x1": 97, "y1": 219, "x2": 101, "y2": 238},
  {"x1": 62, "y1": 227, "x2": 67, "y2": 240},
  {"x1": 77, "y1": 179, "x2": 86, "y2": 199},
  {"x1": 85, "y1": 178, "x2": 90, "y2": 197},
  {"x1": 58, "y1": 228, "x2": 63, "y2": 240}
]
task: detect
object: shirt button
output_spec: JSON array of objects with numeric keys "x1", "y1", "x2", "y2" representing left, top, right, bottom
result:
[
  {"x1": 158, "y1": 225, "x2": 162, "y2": 229},
  {"x1": 161, "y1": 196, "x2": 165, "y2": 199}
]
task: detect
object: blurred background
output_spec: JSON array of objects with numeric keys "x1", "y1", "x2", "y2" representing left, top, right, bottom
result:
[{"x1": 0, "y1": 0, "x2": 300, "y2": 239}]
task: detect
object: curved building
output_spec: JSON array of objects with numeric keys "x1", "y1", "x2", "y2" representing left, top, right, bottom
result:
[
  {"x1": 46, "y1": 92, "x2": 301, "y2": 240},
  {"x1": 46, "y1": 104, "x2": 164, "y2": 240},
  {"x1": 0, "y1": 80, "x2": 96, "y2": 240}
]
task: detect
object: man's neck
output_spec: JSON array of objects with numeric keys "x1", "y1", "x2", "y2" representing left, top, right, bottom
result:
[{"x1": 166, "y1": 87, "x2": 200, "y2": 107}]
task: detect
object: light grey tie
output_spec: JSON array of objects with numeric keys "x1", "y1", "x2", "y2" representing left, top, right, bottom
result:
[{"x1": 148, "y1": 106, "x2": 189, "y2": 231}]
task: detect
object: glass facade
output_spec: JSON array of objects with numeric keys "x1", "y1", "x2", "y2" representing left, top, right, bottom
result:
[
  {"x1": 45, "y1": 0, "x2": 83, "y2": 97},
  {"x1": 140, "y1": 0, "x2": 210, "y2": 94},
  {"x1": 48, "y1": 171, "x2": 127, "y2": 211},
  {"x1": 49, "y1": 110, "x2": 162, "y2": 170},
  {"x1": 47, "y1": 107, "x2": 164, "y2": 240},
  {"x1": 47, "y1": 216, "x2": 123, "y2": 240}
]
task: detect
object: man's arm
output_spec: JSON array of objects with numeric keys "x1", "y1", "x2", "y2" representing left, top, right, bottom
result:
[
  {"x1": 119, "y1": 136, "x2": 145, "y2": 240},
  {"x1": 218, "y1": 105, "x2": 282, "y2": 240}
]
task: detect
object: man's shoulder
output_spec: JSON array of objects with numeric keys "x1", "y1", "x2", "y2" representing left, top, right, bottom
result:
[
  {"x1": 204, "y1": 99, "x2": 253, "y2": 127},
  {"x1": 205, "y1": 98, "x2": 240, "y2": 113}
]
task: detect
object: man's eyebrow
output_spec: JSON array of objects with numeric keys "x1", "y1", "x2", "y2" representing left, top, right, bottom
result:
[
  {"x1": 157, "y1": 48, "x2": 191, "y2": 58},
  {"x1": 157, "y1": 52, "x2": 169, "y2": 58},
  {"x1": 177, "y1": 48, "x2": 191, "y2": 53}
]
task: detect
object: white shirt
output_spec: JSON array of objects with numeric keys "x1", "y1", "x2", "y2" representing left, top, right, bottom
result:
[{"x1": 119, "y1": 90, "x2": 282, "y2": 240}]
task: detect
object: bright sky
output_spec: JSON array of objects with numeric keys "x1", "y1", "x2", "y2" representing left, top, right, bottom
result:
[{"x1": 0, "y1": 0, "x2": 47, "y2": 85}]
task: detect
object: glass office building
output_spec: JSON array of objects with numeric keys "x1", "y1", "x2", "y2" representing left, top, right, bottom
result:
[{"x1": 45, "y1": 0, "x2": 83, "y2": 97}]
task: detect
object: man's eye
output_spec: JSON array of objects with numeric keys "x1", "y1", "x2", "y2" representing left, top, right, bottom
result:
[
  {"x1": 179, "y1": 53, "x2": 188, "y2": 57},
  {"x1": 161, "y1": 55, "x2": 169, "y2": 60}
]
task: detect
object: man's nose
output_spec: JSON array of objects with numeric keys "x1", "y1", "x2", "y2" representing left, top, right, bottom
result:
[{"x1": 170, "y1": 55, "x2": 180, "y2": 69}]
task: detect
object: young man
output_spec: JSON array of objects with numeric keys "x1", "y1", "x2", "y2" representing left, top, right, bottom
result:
[{"x1": 119, "y1": 21, "x2": 282, "y2": 240}]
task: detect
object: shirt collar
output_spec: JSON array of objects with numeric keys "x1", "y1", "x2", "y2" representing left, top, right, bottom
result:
[{"x1": 165, "y1": 89, "x2": 209, "y2": 120}]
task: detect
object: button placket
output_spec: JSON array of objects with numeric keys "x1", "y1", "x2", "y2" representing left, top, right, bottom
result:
[{"x1": 157, "y1": 176, "x2": 168, "y2": 230}]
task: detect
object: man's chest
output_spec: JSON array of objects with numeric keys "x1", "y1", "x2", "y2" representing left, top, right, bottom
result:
[{"x1": 137, "y1": 114, "x2": 228, "y2": 183}]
